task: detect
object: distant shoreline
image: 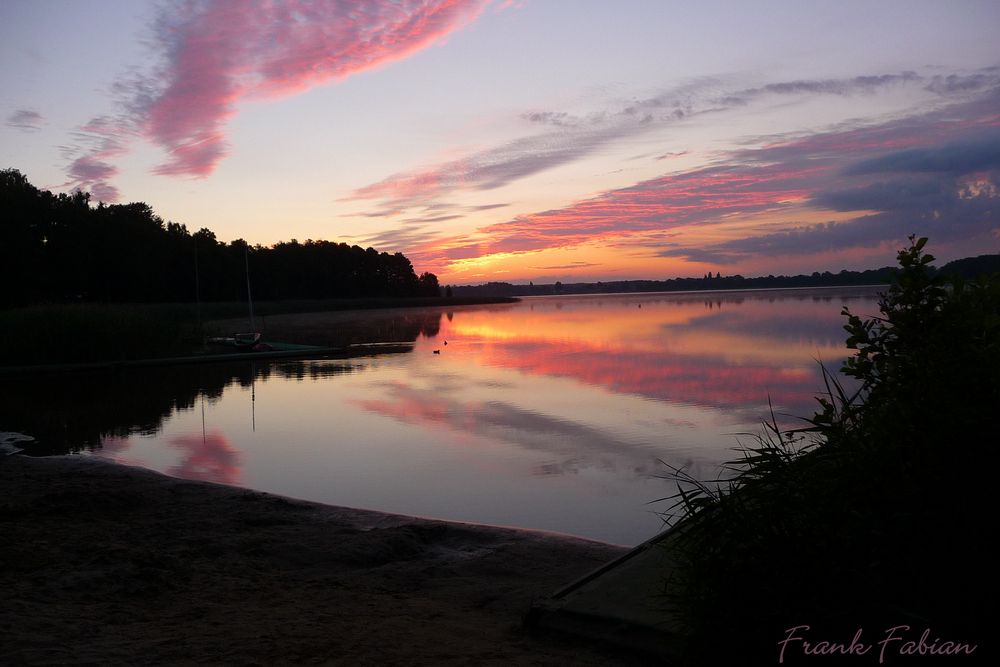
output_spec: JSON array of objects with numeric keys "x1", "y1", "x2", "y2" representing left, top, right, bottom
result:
[
  {"x1": 450, "y1": 281, "x2": 892, "y2": 298},
  {"x1": 446, "y1": 252, "x2": 1000, "y2": 298},
  {"x1": 515, "y1": 283, "x2": 888, "y2": 299}
]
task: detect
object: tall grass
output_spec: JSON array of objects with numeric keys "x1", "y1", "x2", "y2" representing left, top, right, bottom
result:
[{"x1": 659, "y1": 237, "x2": 999, "y2": 663}]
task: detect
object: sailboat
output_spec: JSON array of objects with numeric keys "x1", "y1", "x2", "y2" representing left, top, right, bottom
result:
[
  {"x1": 207, "y1": 244, "x2": 265, "y2": 351},
  {"x1": 208, "y1": 331, "x2": 263, "y2": 351}
]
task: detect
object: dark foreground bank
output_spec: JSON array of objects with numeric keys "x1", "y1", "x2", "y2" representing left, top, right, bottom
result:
[{"x1": 0, "y1": 455, "x2": 632, "y2": 665}]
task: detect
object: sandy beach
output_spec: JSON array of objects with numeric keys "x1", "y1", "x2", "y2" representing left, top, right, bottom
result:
[{"x1": 1, "y1": 454, "x2": 637, "y2": 665}]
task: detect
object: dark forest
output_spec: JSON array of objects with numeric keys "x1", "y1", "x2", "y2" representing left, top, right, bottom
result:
[{"x1": 1, "y1": 169, "x2": 440, "y2": 308}]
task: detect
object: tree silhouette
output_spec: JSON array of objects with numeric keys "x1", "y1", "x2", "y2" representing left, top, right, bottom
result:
[{"x1": 0, "y1": 169, "x2": 438, "y2": 307}]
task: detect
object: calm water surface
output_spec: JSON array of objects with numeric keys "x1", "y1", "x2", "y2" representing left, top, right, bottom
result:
[{"x1": 6, "y1": 288, "x2": 880, "y2": 545}]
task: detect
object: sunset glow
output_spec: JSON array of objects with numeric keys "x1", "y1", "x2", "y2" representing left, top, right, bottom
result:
[
  {"x1": 3, "y1": 1, "x2": 997, "y2": 283},
  {"x1": 426, "y1": 294, "x2": 853, "y2": 415}
]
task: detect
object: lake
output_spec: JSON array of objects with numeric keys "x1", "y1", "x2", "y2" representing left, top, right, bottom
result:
[{"x1": 3, "y1": 287, "x2": 881, "y2": 545}]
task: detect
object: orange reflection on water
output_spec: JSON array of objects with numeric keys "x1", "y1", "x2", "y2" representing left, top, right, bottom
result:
[
  {"x1": 447, "y1": 300, "x2": 710, "y2": 353},
  {"x1": 472, "y1": 342, "x2": 818, "y2": 411},
  {"x1": 436, "y1": 292, "x2": 870, "y2": 415}
]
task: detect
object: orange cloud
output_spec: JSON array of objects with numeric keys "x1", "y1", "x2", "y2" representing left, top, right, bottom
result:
[{"x1": 408, "y1": 91, "x2": 1000, "y2": 280}]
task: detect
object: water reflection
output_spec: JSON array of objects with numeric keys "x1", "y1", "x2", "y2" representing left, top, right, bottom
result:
[
  {"x1": 355, "y1": 381, "x2": 658, "y2": 477},
  {"x1": 214, "y1": 309, "x2": 443, "y2": 348},
  {"x1": 168, "y1": 431, "x2": 241, "y2": 484},
  {"x1": 433, "y1": 290, "x2": 873, "y2": 420},
  {"x1": 0, "y1": 287, "x2": 881, "y2": 545},
  {"x1": 1, "y1": 359, "x2": 365, "y2": 454},
  {"x1": 473, "y1": 341, "x2": 817, "y2": 414}
]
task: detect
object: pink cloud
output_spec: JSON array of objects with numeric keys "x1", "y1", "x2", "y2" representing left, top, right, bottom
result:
[
  {"x1": 352, "y1": 167, "x2": 448, "y2": 204},
  {"x1": 65, "y1": 0, "x2": 491, "y2": 193},
  {"x1": 147, "y1": 0, "x2": 490, "y2": 176},
  {"x1": 411, "y1": 162, "x2": 826, "y2": 264},
  {"x1": 62, "y1": 115, "x2": 132, "y2": 201},
  {"x1": 66, "y1": 156, "x2": 120, "y2": 200}
]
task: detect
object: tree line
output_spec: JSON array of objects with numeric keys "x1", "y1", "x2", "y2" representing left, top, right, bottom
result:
[{"x1": 1, "y1": 168, "x2": 439, "y2": 308}]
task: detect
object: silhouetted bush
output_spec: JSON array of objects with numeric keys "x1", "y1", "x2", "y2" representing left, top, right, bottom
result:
[{"x1": 662, "y1": 237, "x2": 998, "y2": 664}]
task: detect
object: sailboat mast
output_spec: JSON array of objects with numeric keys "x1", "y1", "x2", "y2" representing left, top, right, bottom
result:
[{"x1": 244, "y1": 244, "x2": 255, "y2": 331}]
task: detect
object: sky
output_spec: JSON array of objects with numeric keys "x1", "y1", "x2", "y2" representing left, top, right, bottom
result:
[{"x1": 2, "y1": 1, "x2": 999, "y2": 284}]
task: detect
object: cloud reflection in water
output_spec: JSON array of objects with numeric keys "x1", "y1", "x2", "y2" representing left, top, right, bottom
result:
[
  {"x1": 356, "y1": 382, "x2": 659, "y2": 477},
  {"x1": 168, "y1": 431, "x2": 242, "y2": 485},
  {"x1": 351, "y1": 290, "x2": 877, "y2": 487}
]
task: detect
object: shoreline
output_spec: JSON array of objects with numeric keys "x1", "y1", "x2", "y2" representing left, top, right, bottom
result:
[
  {"x1": 0, "y1": 297, "x2": 519, "y2": 372},
  {"x1": 0, "y1": 342, "x2": 416, "y2": 376},
  {"x1": 1, "y1": 454, "x2": 632, "y2": 664}
]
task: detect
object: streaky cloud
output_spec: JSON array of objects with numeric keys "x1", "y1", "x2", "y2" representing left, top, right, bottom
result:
[
  {"x1": 843, "y1": 128, "x2": 1000, "y2": 176},
  {"x1": 351, "y1": 126, "x2": 623, "y2": 205},
  {"x1": 521, "y1": 111, "x2": 577, "y2": 127},
  {"x1": 656, "y1": 246, "x2": 742, "y2": 264},
  {"x1": 62, "y1": 114, "x2": 134, "y2": 201},
  {"x1": 66, "y1": 156, "x2": 120, "y2": 202},
  {"x1": 145, "y1": 0, "x2": 490, "y2": 177},
  {"x1": 925, "y1": 72, "x2": 998, "y2": 95},
  {"x1": 5, "y1": 108, "x2": 43, "y2": 132},
  {"x1": 473, "y1": 162, "x2": 823, "y2": 255},
  {"x1": 764, "y1": 72, "x2": 920, "y2": 95},
  {"x1": 63, "y1": 0, "x2": 492, "y2": 197},
  {"x1": 815, "y1": 177, "x2": 949, "y2": 212},
  {"x1": 675, "y1": 116, "x2": 1000, "y2": 263},
  {"x1": 714, "y1": 72, "x2": 920, "y2": 106},
  {"x1": 350, "y1": 70, "x2": 962, "y2": 212},
  {"x1": 530, "y1": 262, "x2": 600, "y2": 270},
  {"x1": 469, "y1": 202, "x2": 510, "y2": 211},
  {"x1": 349, "y1": 78, "x2": 719, "y2": 208},
  {"x1": 353, "y1": 224, "x2": 446, "y2": 254},
  {"x1": 421, "y1": 85, "x2": 1000, "y2": 273},
  {"x1": 402, "y1": 214, "x2": 464, "y2": 224}
]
